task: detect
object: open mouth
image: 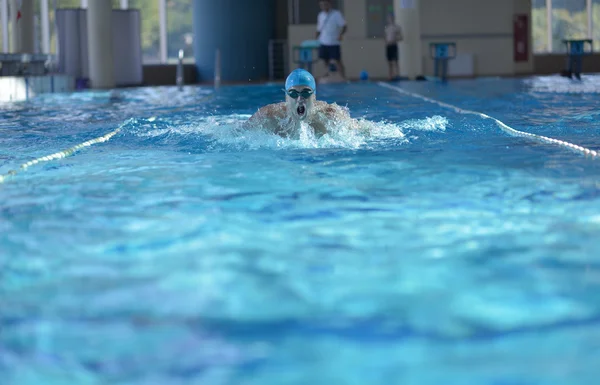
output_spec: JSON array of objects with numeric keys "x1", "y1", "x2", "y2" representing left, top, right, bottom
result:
[{"x1": 297, "y1": 105, "x2": 306, "y2": 116}]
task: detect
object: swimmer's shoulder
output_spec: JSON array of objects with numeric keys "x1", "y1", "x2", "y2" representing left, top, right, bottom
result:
[
  {"x1": 249, "y1": 102, "x2": 286, "y2": 124},
  {"x1": 256, "y1": 102, "x2": 287, "y2": 118},
  {"x1": 315, "y1": 101, "x2": 350, "y2": 118},
  {"x1": 246, "y1": 102, "x2": 291, "y2": 135}
]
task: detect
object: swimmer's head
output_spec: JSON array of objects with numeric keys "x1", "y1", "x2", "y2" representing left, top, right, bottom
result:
[{"x1": 285, "y1": 69, "x2": 316, "y2": 121}]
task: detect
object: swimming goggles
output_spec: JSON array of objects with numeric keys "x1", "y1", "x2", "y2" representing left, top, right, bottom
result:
[{"x1": 286, "y1": 88, "x2": 314, "y2": 99}]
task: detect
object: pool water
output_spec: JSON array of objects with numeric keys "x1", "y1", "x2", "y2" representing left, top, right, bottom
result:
[{"x1": 1, "y1": 75, "x2": 600, "y2": 385}]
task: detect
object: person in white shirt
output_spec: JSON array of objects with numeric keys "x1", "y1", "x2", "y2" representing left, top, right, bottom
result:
[
  {"x1": 315, "y1": 0, "x2": 347, "y2": 79},
  {"x1": 384, "y1": 13, "x2": 403, "y2": 80}
]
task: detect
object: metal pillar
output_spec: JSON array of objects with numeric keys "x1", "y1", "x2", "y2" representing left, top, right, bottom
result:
[
  {"x1": 40, "y1": 0, "x2": 50, "y2": 53},
  {"x1": 9, "y1": 0, "x2": 19, "y2": 52},
  {"x1": 587, "y1": 0, "x2": 593, "y2": 41},
  {"x1": 395, "y1": 0, "x2": 423, "y2": 80},
  {"x1": 1, "y1": 0, "x2": 8, "y2": 53},
  {"x1": 86, "y1": 0, "x2": 115, "y2": 88},
  {"x1": 20, "y1": 0, "x2": 34, "y2": 53},
  {"x1": 8, "y1": 0, "x2": 34, "y2": 53},
  {"x1": 159, "y1": 0, "x2": 167, "y2": 62},
  {"x1": 546, "y1": 0, "x2": 552, "y2": 52}
]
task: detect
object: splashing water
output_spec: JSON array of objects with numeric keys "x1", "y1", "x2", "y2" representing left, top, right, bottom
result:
[{"x1": 121, "y1": 113, "x2": 449, "y2": 152}]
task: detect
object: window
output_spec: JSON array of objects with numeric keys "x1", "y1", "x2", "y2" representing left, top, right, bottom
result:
[
  {"x1": 551, "y1": 0, "x2": 587, "y2": 52},
  {"x1": 366, "y1": 0, "x2": 394, "y2": 39},
  {"x1": 166, "y1": 0, "x2": 193, "y2": 62},
  {"x1": 57, "y1": 0, "x2": 82, "y2": 8},
  {"x1": 532, "y1": 0, "x2": 596, "y2": 53},
  {"x1": 129, "y1": 0, "x2": 160, "y2": 63},
  {"x1": 532, "y1": 0, "x2": 548, "y2": 52},
  {"x1": 16, "y1": 0, "x2": 192, "y2": 64}
]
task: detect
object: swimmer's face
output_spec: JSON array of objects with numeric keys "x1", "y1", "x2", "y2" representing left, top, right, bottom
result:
[{"x1": 285, "y1": 86, "x2": 315, "y2": 121}]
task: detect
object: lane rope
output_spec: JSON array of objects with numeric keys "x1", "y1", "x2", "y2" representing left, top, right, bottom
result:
[
  {"x1": 378, "y1": 82, "x2": 599, "y2": 160},
  {"x1": 0, "y1": 124, "x2": 124, "y2": 184},
  {"x1": 0, "y1": 93, "x2": 215, "y2": 184}
]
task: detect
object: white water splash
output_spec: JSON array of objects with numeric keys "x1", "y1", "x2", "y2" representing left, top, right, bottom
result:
[{"x1": 126, "y1": 113, "x2": 449, "y2": 151}]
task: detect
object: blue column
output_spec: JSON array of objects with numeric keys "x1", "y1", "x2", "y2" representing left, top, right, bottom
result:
[{"x1": 193, "y1": 0, "x2": 274, "y2": 83}]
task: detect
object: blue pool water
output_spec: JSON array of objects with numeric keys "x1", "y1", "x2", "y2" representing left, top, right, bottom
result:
[{"x1": 1, "y1": 75, "x2": 600, "y2": 385}]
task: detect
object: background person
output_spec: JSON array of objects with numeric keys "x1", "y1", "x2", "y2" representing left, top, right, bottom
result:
[
  {"x1": 316, "y1": 0, "x2": 347, "y2": 80},
  {"x1": 384, "y1": 13, "x2": 403, "y2": 80}
]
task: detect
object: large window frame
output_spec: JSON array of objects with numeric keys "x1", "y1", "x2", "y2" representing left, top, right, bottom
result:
[
  {"x1": 0, "y1": 0, "x2": 193, "y2": 64},
  {"x1": 534, "y1": 0, "x2": 598, "y2": 53}
]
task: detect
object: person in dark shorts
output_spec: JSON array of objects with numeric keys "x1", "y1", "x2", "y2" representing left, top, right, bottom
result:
[
  {"x1": 384, "y1": 13, "x2": 403, "y2": 80},
  {"x1": 316, "y1": 0, "x2": 347, "y2": 79}
]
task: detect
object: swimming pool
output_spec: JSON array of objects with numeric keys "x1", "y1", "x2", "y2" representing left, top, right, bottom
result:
[{"x1": 1, "y1": 75, "x2": 600, "y2": 385}]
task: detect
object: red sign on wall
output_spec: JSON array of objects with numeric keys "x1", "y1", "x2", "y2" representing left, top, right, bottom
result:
[{"x1": 513, "y1": 14, "x2": 529, "y2": 62}]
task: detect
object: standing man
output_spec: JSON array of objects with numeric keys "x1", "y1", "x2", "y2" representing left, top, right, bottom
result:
[
  {"x1": 316, "y1": 0, "x2": 347, "y2": 80},
  {"x1": 384, "y1": 13, "x2": 403, "y2": 80}
]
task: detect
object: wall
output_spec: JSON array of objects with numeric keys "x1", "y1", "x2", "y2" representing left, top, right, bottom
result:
[
  {"x1": 420, "y1": 0, "x2": 534, "y2": 77},
  {"x1": 288, "y1": 0, "x2": 535, "y2": 80},
  {"x1": 534, "y1": 54, "x2": 600, "y2": 75},
  {"x1": 193, "y1": 0, "x2": 275, "y2": 82},
  {"x1": 142, "y1": 64, "x2": 198, "y2": 86},
  {"x1": 274, "y1": 0, "x2": 288, "y2": 40},
  {"x1": 512, "y1": 0, "x2": 535, "y2": 75}
]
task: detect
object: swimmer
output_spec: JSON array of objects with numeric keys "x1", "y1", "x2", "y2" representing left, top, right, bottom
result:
[{"x1": 246, "y1": 69, "x2": 354, "y2": 137}]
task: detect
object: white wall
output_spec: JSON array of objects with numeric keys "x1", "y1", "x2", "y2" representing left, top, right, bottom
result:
[
  {"x1": 420, "y1": 0, "x2": 534, "y2": 77},
  {"x1": 287, "y1": 0, "x2": 534, "y2": 79},
  {"x1": 513, "y1": 0, "x2": 535, "y2": 75}
]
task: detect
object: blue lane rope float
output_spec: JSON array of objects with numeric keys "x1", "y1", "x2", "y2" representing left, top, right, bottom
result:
[
  {"x1": 0, "y1": 93, "x2": 215, "y2": 184},
  {"x1": 378, "y1": 82, "x2": 599, "y2": 160}
]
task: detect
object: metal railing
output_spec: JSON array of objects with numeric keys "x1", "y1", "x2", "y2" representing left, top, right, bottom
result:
[
  {"x1": 176, "y1": 49, "x2": 184, "y2": 90},
  {"x1": 0, "y1": 53, "x2": 56, "y2": 76},
  {"x1": 268, "y1": 39, "x2": 288, "y2": 81},
  {"x1": 214, "y1": 48, "x2": 221, "y2": 89}
]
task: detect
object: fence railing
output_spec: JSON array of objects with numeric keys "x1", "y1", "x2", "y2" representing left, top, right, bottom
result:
[{"x1": 268, "y1": 39, "x2": 288, "y2": 81}]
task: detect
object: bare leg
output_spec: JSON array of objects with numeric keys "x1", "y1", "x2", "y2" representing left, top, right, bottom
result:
[
  {"x1": 322, "y1": 59, "x2": 330, "y2": 77},
  {"x1": 333, "y1": 60, "x2": 346, "y2": 80},
  {"x1": 390, "y1": 60, "x2": 399, "y2": 79}
]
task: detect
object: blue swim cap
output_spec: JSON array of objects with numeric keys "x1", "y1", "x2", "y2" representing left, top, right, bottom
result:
[{"x1": 285, "y1": 69, "x2": 316, "y2": 92}]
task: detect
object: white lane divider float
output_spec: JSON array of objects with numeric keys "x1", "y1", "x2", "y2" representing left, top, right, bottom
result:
[{"x1": 378, "y1": 82, "x2": 599, "y2": 160}]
